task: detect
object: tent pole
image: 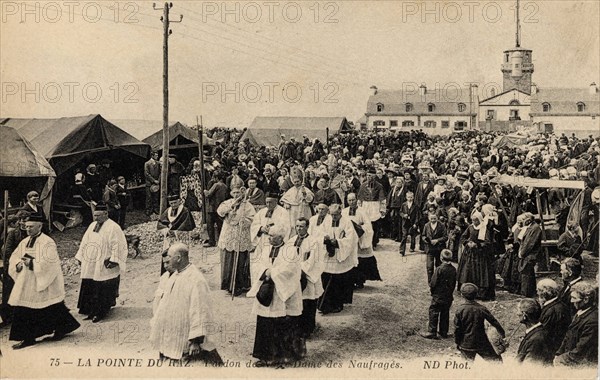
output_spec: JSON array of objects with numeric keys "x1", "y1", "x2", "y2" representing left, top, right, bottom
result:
[
  {"x1": 2, "y1": 190, "x2": 9, "y2": 307},
  {"x1": 326, "y1": 127, "x2": 329, "y2": 152},
  {"x1": 535, "y1": 188, "x2": 549, "y2": 271},
  {"x1": 197, "y1": 116, "x2": 207, "y2": 224}
]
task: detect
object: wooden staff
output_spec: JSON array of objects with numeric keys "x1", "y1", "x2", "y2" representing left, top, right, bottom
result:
[{"x1": 2, "y1": 190, "x2": 9, "y2": 306}]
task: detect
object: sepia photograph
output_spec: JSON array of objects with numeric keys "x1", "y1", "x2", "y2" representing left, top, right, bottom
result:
[{"x1": 0, "y1": 0, "x2": 598, "y2": 378}]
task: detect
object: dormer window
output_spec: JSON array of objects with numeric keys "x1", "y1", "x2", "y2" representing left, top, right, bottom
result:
[
  {"x1": 376, "y1": 103, "x2": 384, "y2": 112},
  {"x1": 577, "y1": 102, "x2": 586, "y2": 112},
  {"x1": 458, "y1": 103, "x2": 466, "y2": 112},
  {"x1": 405, "y1": 103, "x2": 413, "y2": 112},
  {"x1": 427, "y1": 103, "x2": 435, "y2": 112},
  {"x1": 542, "y1": 102, "x2": 551, "y2": 112}
]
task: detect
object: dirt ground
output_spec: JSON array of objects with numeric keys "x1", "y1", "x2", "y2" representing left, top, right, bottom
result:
[{"x1": 1, "y1": 210, "x2": 598, "y2": 377}]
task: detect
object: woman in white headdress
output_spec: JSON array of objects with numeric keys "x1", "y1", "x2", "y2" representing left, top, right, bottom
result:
[{"x1": 456, "y1": 212, "x2": 495, "y2": 300}]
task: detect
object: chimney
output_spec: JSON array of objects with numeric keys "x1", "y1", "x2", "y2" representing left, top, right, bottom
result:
[
  {"x1": 370, "y1": 85, "x2": 378, "y2": 96},
  {"x1": 531, "y1": 83, "x2": 537, "y2": 95},
  {"x1": 590, "y1": 82, "x2": 598, "y2": 95},
  {"x1": 419, "y1": 84, "x2": 427, "y2": 96}
]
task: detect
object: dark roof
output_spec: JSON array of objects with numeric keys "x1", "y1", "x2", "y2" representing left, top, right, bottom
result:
[
  {"x1": 366, "y1": 88, "x2": 476, "y2": 116},
  {"x1": 242, "y1": 117, "x2": 351, "y2": 146},
  {"x1": 530, "y1": 88, "x2": 600, "y2": 115},
  {"x1": 0, "y1": 114, "x2": 150, "y2": 175},
  {"x1": 142, "y1": 122, "x2": 215, "y2": 151}
]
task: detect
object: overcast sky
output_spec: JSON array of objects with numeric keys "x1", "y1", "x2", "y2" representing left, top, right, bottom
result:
[{"x1": 1, "y1": 0, "x2": 598, "y2": 127}]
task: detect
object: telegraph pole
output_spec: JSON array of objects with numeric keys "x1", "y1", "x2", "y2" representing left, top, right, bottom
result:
[{"x1": 154, "y1": 2, "x2": 182, "y2": 213}]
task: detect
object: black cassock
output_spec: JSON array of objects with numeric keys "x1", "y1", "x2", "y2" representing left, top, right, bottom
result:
[{"x1": 157, "y1": 206, "x2": 196, "y2": 274}]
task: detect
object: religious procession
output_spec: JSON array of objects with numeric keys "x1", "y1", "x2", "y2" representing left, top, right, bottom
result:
[{"x1": 1, "y1": 126, "x2": 599, "y2": 370}]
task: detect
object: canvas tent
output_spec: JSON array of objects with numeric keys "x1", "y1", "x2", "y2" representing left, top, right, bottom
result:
[
  {"x1": 242, "y1": 117, "x2": 352, "y2": 147},
  {"x1": 0, "y1": 125, "x2": 56, "y2": 217},
  {"x1": 493, "y1": 133, "x2": 529, "y2": 149},
  {"x1": 142, "y1": 122, "x2": 216, "y2": 151},
  {"x1": 0, "y1": 115, "x2": 150, "y2": 176}
]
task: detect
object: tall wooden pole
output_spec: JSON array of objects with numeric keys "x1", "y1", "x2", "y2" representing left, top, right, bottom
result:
[
  {"x1": 155, "y1": 2, "x2": 182, "y2": 213},
  {"x1": 197, "y1": 116, "x2": 207, "y2": 223},
  {"x1": 2, "y1": 190, "x2": 9, "y2": 306},
  {"x1": 159, "y1": 2, "x2": 170, "y2": 214}
]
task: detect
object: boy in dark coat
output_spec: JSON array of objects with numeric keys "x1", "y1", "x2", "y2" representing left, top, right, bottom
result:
[
  {"x1": 421, "y1": 249, "x2": 457, "y2": 339},
  {"x1": 454, "y1": 283, "x2": 505, "y2": 362}
]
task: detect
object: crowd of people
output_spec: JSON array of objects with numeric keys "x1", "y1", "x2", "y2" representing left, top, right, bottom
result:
[{"x1": 1, "y1": 127, "x2": 599, "y2": 368}]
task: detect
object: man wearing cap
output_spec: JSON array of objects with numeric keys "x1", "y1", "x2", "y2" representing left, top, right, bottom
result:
[
  {"x1": 246, "y1": 176, "x2": 265, "y2": 211},
  {"x1": 314, "y1": 176, "x2": 341, "y2": 208},
  {"x1": 454, "y1": 283, "x2": 505, "y2": 362},
  {"x1": 144, "y1": 151, "x2": 161, "y2": 216},
  {"x1": 357, "y1": 168, "x2": 386, "y2": 248},
  {"x1": 557, "y1": 222, "x2": 583, "y2": 262},
  {"x1": 422, "y1": 213, "x2": 448, "y2": 283},
  {"x1": 251, "y1": 191, "x2": 291, "y2": 263},
  {"x1": 318, "y1": 204, "x2": 359, "y2": 314},
  {"x1": 7, "y1": 215, "x2": 80, "y2": 349},
  {"x1": 203, "y1": 171, "x2": 229, "y2": 247},
  {"x1": 247, "y1": 225, "x2": 304, "y2": 367},
  {"x1": 21, "y1": 191, "x2": 48, "y2": 233},
  {"x1": 260, "y1": 164, "x2": 280, "y2": 195},
  {"x1": 76, "y1": 204, "x2": 128, "y2": 323}
]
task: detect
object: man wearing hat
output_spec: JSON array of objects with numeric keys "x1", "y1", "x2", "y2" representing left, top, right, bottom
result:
[
  {"x1": 317, "y1": 204, "x2": 358, "y2": 314},
  {"x1": 357, "y1": 168, "x2": 386, "y2": 248},
  {"x1": 203, "y1": 171, "x2": 229, "y2": 247},
  {"x1": 167, "y1": 153, "x2": 186, "y2": 196},
  {"x1": 454, "y1": 283, "x2": 505, "y2": 362},
  {"x1": 518, "y1": 212, "x2": 542, "y2": 297},
  {"x1": 157, "y1": 194, "x2": 197, "y2": 275},
  {"x1": 144, "y1": 151, "x2": 161, "y2": 216},
  {"x1": 251, "y1": 191, "x2": 291, "y2": 261},
  {"x1": 7, "y1": 214, "x2": 80, "y2": 348},
  {"x1": 247, "y1": 225, "x2": 304, "y2": 367},
  {"x1": 75, "y1": 204, "x2": 128, "y2": 323}
]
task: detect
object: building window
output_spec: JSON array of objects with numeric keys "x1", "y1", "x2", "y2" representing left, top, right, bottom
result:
[
  {"x1": 542, "y1": 102, "x2": 551, "y2": 112},
  {"x1": 376, "y1": 103, "x2": 384, "y2": 112},
  {"x1": 427, "y1": 103, "x2": 435, "y2": 112},
  {"x1": 486, "y1": 110, "x2": 495, "y2": 120},
  {"x1": 405, "y1": 103, "x2": 413, "y2": 112},
  {"x1": 424, "y1": 120, "x2": 436, "y2": 128},
  {"x1": 390, "y1": 120, "x2": 398, "y2": 127},
  {"x1": 458, "y1": 103, "x2": 466, "y2": 112},
  {"x1": 373, "y1": 120, "x2": 385, "y2": 127},
  {"x1": 454, "y1": 121, "x2": 467, "y2": 130},
  {"x1": 509, "y1": 99, "x2": 520, "y2": 106},
  {"x1": 441, "y1": 121, "x2": 450, "y2": 128},
  {"x1": 402, "y1": 120, "x2": 415, "y2": 127},
  {"x1": 577, "y1": 102, "x2": 586, "y2": 112},
  {"x1": 510, "y1": 109, "x2": 520, "y2": 120}
]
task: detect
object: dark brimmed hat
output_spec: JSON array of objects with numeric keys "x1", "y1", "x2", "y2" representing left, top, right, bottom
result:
[
  {"x1": 167, "y1": 194, "x2": 180, "y2": 202},
  {"x1": 265, "y1": 191, "x2": 280, "y2": 199},
  {"x1": 95, "y1": 203, "x2": 108, "y2": 211},
  {"x1": 26, "y1": 214, "x2": 44, "y2": 223}
]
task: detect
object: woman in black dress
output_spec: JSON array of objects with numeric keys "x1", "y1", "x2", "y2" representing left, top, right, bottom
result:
[{"x1": 456, "y1": 212, "x2": 495, "y2": 300}]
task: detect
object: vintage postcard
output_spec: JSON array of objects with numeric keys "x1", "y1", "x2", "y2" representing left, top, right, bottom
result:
[{"x1": 0, "y1": 0, "x2": 598, "y2": 379}]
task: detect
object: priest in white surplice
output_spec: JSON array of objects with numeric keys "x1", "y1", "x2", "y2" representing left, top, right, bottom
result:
[
  {"x1": 343, "y1": 193, "x2": 381, "y2": 289},
  {"x1": 280, "y1": 167, "x2": 314, "y2": 237},
  {"x1": 287, "y1": 217, "x2": 325, "y2": 338},
  {"x1": 250, "y1": 191, "x2": 291, "y2": 251},
  {"x1": 247, "y1": 225, "x2": 304, "y2": 367},
  {"x1": 317, "y1": 204, "x2": 358, "y2": 314},
  {"x1": 150, "y1": 243, "x2": 223, "y2": 364},
  {"x1": 75, "y1": 204, "x2": 128, "y2": 323},
  {"x1": 8, "y1": 215, "x2": 80, "y2": 349}
]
